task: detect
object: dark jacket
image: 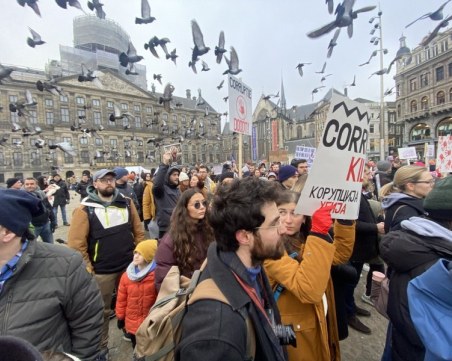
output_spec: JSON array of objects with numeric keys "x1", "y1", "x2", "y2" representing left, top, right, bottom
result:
[
  {"x1": 351, "y1": 192, "x2": 379, "y2": 262},
  {"x1": 29, "y1": 190, "x2": 56, "y2": 227},
  {"x1": 176, "y1": 242, "x2": 287, "y2": 361},
  {"x1": 152, "y1": 164, "x2": 180, "y2": 233},
  {"x1": 75, "y1": 180, "x2": 91, "y2": 200},
  {"x1": 381, "y1": 193, "x2": 426, "y2": 233},
  {"x1": 380, "y1": 217, "x2": 452, "y2": 361},
  {"x1": 0, "y1": 240, "x2": 104, "y2": 360},
  {"x1": 116, "y1": 181, "x2": 141, "y2": 216},
  {"x1": 50, "y1": 178, "x2": 70, "y2": 207}
]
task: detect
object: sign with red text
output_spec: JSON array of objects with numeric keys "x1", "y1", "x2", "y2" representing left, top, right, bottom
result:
[
  {"x1": 295, "y1": 95, "x2": 370, "y2": 219},
  {"x1": 228, "y1": 75, "x2": 252, "y2": 135}
]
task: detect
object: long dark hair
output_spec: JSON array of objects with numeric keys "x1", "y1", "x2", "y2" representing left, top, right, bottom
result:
[{"x1": 169, "y1": 188, "x2": 214, "y2": 273}]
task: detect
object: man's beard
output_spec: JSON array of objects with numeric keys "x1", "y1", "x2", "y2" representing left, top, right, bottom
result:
[
  {"x1": 250, "y1": 232, "x2": 285, "y2": 265},
  {"x1": 98, "y1": 187, "x2": 115, "y2": 197}
]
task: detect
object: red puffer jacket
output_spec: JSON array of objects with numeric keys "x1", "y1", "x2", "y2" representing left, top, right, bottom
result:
[{"x1": 116, "y1": 270, "x2": 157, "y2": 334}]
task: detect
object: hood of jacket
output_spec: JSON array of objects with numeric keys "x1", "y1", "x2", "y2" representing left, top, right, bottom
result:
[
  {"x1": 381, "y1": 192, "x2": 424, "y2": 211},
  {"x1": 401, "y1": 217, "x2": 452, "y2": 242},
  {"x1": 84, "y1": 185, "x2": 121, "y2": 206},
  {"x1": 166, "y1": 166, "x2": 180, "y2": 189}
]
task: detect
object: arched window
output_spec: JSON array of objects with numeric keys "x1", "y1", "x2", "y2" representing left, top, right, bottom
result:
[
  {"x1": 410, "y1": 123, "x2": 431, "y2": 141},
  {"x1": 437, "y1": 91, "x2": 445, "y2": 104},
  {"x1": 421, "y1": 96, "x2": 429, "y2": 110},
  {"x1": 410, "y1": 100, "x2": 417, "y2": 112},
  {"x1": 437, "y1": 117, "x2": 452, "y2": 137}
]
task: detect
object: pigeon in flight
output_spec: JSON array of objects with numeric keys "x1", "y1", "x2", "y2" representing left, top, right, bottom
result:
[
  {"x1": 312, "y1": 86, "x2": 326, "y2": 100},
  {"x1": 201, "y1": 61, "x2": 210, "y2": 72},
  {"x1": 223, "y1": 96, "x2": 229, "y2": 102},
  {"x1": 217, "y1": 80, "x2": 225, "y2": 90},
  {"x1": 36, "y1": 79, "x2": 64, "y2": 96},
  {"x1": 144, "y1": 36, "x2": 160, "y2": 58},
  {"x1": 347, "y1": 75, "x2": 356, "y2": 87},
  {"x1": 307, "y1": 0, "x2": 376, "y2": 38},
  {"x1": 420, "y1": 15, "x2": 452, "y2": 46},
  {"x1": 406, "y1": 0, "x2": 451, "y2": 28},
  {"x1": 327, "y1": 28, "x2": 341, "y2": 58},
  {"x1": 315, "y1": 62, "x2": 327, "y2": 74},
  {"x1": 153, "y1": 74, "x2": 162, "y2": 85},
  {"x1": 136, "y1": 0, "x2": 155, "y2": 24},
  {"x1": 87, "y1": 0, "x2": 106, "y2": 19},
  {"x1": 55, "y1": 0, "x2": 85, "y2": 13},
  {"x1": 0, "y1": 64, "x2": 14, "y2": 84},
  {"x1": 158, "y1": 38, "x2": 171, "y2": 57},
  {"x1": 191, "y1": 20, "x2": 210, "y2": 58},
  {"x1": 223, "y1": 47, "x2": 242, "y2": 75},
  {"x1": 326, "y1": 0, "x2": 334, "y2": 14},
  {"x1": 296, "y1": 63, "x2": 311, "y2": 77},
  {"x1": 368, "y1": 69, "x2": 388, "y2": 78},
  {"x1": 159, "y1": 83, "x2": 175, "y2": 113},
  {"x1": 215, "y1": 31, "x2": 226, "y2": 64},
  {"x1": 9, "y1": 89, "x2": 36, "y2": 116},
  {"x1": 188, "y1": 51, "x2": 199, "y2": 74},
  {"x1": 109, "y1": 104, "x2": 133, "y2": 122},
  {"x1": 78, "y1": 64, "x2": 104, "y2": 88},
  {"x1": 321, "y1": 74, "x2": 333, "y2": 82},
  {"x1": 119, "y1": 42, "x2": 143, "y2": 67},
  {"x1": 48, "y1": 141, "x2": 77, "y2": 156},
  {"x1": 27, "y1": 28, "x2": 45, "y2": 48},
  {"x1": 359, "y1": 50, "x2": 378, "y2": 66},
  {"x1": 166, "y1": 48, "x2": 178, "y2": 65},
  {"x1": 384, "y1": 86, "x2": 395, "y2": 96},
  {"x1": 17, "y1": 0, "x2": 41, "y2": 17}
]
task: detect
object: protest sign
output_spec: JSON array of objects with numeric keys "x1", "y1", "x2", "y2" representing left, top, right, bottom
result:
[
  {"x1": 228, "y1": 75, "x2": 252, "y2": 135},
  {"x1": 436, "y1": 135, "x2": 452, "y2": 173},
  {"x1": 295, "y1": 95, "x2": 370, "y2": 219},
  {"x1": 398, "y1": 146, "x2": 417, "y2": 160},
  {"x1": 162, "y1": 143, "x2": 182, "y2": 165},
  {"x1": 295, "y1": 146, "x2": 316, "y2": 166}
]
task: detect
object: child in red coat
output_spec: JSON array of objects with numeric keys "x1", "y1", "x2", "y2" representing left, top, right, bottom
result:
[{"x1": 116, "y1": 239, "x2": 158, "y2": 351}]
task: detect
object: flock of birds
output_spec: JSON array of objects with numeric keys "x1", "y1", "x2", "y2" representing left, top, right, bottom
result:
[{"x1": 1, "y1": 0, "x2": 452, "y2": 165}]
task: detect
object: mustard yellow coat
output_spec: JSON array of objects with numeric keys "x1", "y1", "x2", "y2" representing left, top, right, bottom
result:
[
  {"x1": 264, "y1": 221, "x2": 355, "y2": 361},
  {"x1": 142, "y1": 180, "x2": 156, "y2": 221}
]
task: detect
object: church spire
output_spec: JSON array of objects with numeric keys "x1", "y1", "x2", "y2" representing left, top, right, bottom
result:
[{"x1": 280, "y1": 76, "x2": 287, "y2": 115}]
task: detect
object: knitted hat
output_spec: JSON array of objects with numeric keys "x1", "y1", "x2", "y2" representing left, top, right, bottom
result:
[
  {"x1": 179, "y1": 172, "x2": 189, "y2": 182},
  {"x1": 377, "y1": 160, "x2": 391, "y2": 172},
  {"x1": 267, "y1": 172, "x2": 277, "y2": 179},
  {"x1": 0, "y1": 336, "x2": 43, "y2": 361},
  {"x1": 278, "y1": 165, "x2": 298, "y2": 183},
  {"x1": 424, "y1": 177, "x2": 452, "y2": 220},
  {"x1": 6, "y1": 178, "x2": 21, "y2": 189},
  {"x1": 113, "y1": 167, "x2": 129, "y2": 180},
  {"x1": 0, "y1": 189, "x2": 44, "y2": 236},
  {"x1": 135, "y1": 239, "x2": 158, "y2": 263}
]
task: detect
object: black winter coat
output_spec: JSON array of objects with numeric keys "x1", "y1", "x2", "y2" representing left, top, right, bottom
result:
[
  {"x1": 50, "y1": 179, "x2": 70, "y2": 207},
  {"x1": 176, "y1": 243, "x2": 287, "y2": 361},
  {"x1": 153, "y1": 164, "x2": 180, "y2": 233},
  {"x1": 380, "y1": 219, "x2": 452, "y2": 361}
]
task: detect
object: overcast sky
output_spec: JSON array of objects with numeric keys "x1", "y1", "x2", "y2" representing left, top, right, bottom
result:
[{"x1": 0, "y1": 1, "x2": 447, "y2": 115}]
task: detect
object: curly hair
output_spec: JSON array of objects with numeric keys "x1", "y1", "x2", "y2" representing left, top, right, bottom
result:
[{"x1": 169, "y1": 188, "x2": 214, "y2": 274}]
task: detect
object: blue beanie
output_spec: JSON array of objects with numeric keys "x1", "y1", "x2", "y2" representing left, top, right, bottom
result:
[
  {"x1": 278, "y1": 165, "x2": 298, "y2": 183},
  {"x1": 0, "y1": 336, "x2": 43, "y2": 361},
  {"x1": 113, "y1": 167, "x2": 129, "y2": 180},
  {"x1": 0, "y1": 189, "x2": 44, "y2": 236}
]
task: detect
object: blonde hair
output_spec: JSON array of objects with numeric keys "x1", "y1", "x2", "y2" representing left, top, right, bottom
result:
[{"x1": 379, "y1": 165, "x2": 428, "y2": 197}]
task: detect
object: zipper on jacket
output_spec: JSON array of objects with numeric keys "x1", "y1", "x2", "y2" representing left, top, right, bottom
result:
[
  {"x1": 93, "y1": 241, "x2": 99, "y2": 262},
  {"x1": 1, "y1": 292, "x2": 14, "y2": 333}
]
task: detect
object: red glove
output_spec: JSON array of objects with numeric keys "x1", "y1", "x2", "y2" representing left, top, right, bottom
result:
[{"x1": 311, "y1": 205, "x2": 334, "y2": 235}]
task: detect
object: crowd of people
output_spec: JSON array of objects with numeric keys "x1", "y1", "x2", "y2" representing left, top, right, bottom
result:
[{"x1": 0, "y1": 151, "x2": 451, "y2": 361}]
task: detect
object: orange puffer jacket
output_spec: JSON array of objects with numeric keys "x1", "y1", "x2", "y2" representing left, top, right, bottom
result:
[{"x1": 116, "y1": 270, "x2": 157, "y2": 334}]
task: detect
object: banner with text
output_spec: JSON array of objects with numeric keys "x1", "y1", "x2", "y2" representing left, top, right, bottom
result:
[
  {"x1": 296, "y1": 95, "x2": 370, "y2": 219},
  {"x1": 295, "y1": 146, "x2": 316, "y2": 166},
  {"x1": 228, "y1": 75, "x2": 252, "y2": 135},
  {"x1": 436, "y1": 135, "x2": 452, "y2": 173}
]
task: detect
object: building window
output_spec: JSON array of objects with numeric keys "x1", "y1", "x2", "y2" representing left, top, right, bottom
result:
[
  {"x1": 441, "y1": 40, "x2": 449, "y2": 53},
  {"x1": 13, "y1": 152, "x2": 23, "y2": 167},
  {"x1": 107, "y1": 101, "x2": 114, "y2": 109},
  {"x1": 64, "y1": 152, "x2": 74, "y2": 163},
  {"x1": 95, "y1": 138, "x2": 103, "y2": 146},
  {"x1": 77, "y1": 109, "x2": 86, "y2": 120},
  {"x1": 135, "y1": 116, "x2": 142, "y2": 128},
  {"x1": 421, "y1": 96, "x2": 429, "y2": 110},
  {"x1": 369, "y1": 124, "x2": 374, "y2": 133},
  {"x1": 76, "y1": 96, "x2": 85, "y2": 105},
  {"x1": 436, "y1": 66, "x2": 444, "y2": 82},
  {"x1": 80, "y1": 137, "x2": 88, "y2": 145},
  {"x1": 145, "y1": 105, "x2": 153, "y2": 113},
  {"x1": 45, "y1": 98, "x2": 53, "y2": 107},
  {"x1": 134, "y1": 104, "x2": 141, "y2": 112},
  {"x1": 93, "y1": 111, "x2": 102, "y2": 125},
  {"x1": 410, "y1": 123, "x2": 431, "y2": 141},
  {"x1": 420, "y1": 73, "x2": 429, "y2": 87},
  {"x1": 46, "y1": 111, "x2": 54, "y2": 124},
  {"x1": 121, "y1": 103, "x2": 128, "y2": 110},
  {"x1": 29, "y1": 110, "x2": 37, "y2": 124},
  {"x1": 80, "y1": 150, "x2": 90, "y2": 163},
  {"x1": 110, "y1": 139, "x2": 117, "y2": 148},
  {"x1": 437, "y1": 91, "x2": 445, "y2": 105},
  {"x1": 409, "y1": 78, "x2": 417, "y2": 92},
  {"x1": 92, "y1": 99, "x2": 100, "y2": 107},
  {"x1": 410, "y1": 100, "x2": 417, "y2": 112},
  {"x1": 60, "y1": 95, "x2": 68, "y2": 103},
  {"x1": 61, "y1": 108, "x2": 69, "y2": 122},
  {"x1": 172, "y1": 114, "x2": 177, "y2": 123},
  {"x1": 437, "y1": 118, "x2": 452, "y2": 136}
]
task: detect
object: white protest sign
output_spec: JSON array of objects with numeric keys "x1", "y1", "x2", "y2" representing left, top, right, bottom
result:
[
  {"x1": 295, "y1": 95, "x2": 370, "y2": 219},
  {"x1": 436, "y1": 135, "x2": 452, "y2": 173},
  {"x1": 398, "y1": 147, "x2": 417, "y2": 159},
  {"x1": 295, "y1": 146, "x2": 316, "y2": 166},
  {"x1": 228, "y1": 75, "x2": 252, "y2": 135},
  {"x1": 427, "y1": 144, "x2": 434, "y2": 157}
]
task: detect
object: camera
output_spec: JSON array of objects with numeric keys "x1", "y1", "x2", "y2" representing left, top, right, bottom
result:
[{"x1": 273, "y1": 324, "x2": 297, "y2": 348}]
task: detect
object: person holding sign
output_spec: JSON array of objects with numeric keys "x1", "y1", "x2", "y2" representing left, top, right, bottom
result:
[{"x1": 264, "y1": 191, "x2": 355, "y2": 361}]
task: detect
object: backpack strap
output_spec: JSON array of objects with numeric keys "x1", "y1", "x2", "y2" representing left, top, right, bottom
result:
[
  {"x1": 188, "y1": 278, "x2": 256, "y2": 361},
  {"x1": 273, "y1": 251, "x2": 298, "y2": 301}
]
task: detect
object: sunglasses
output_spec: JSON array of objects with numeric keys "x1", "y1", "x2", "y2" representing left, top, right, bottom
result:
[{"x1": 190, "y1": 200, "x2": 208, "y2": 209}]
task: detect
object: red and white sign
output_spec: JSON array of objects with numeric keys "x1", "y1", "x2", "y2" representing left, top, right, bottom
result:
[{"x1": 228, "y1": 75, "x2": 252, "y2": 135}]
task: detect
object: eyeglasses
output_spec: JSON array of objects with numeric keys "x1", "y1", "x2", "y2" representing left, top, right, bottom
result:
[
  {"x1": 190, "y1": 200, "x2": 208, "y2": 209},
  {"x1": 412, "y1": 179, "x2": 435, "y2": 185},
  {"x1": 97, "y1": 178, "x2": 115, "y2": 184}
]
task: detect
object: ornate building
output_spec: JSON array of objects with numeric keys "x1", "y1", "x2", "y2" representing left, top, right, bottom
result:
[{"x1": 395, "y1": 30, "x2": 452, "y2": 157}]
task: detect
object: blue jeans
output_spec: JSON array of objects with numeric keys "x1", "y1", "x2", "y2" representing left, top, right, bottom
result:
[
  {"x1": 53, "y1": 205, "x2": 68, "y2": 225},
  {"x1": 33, "y1": 222, "x2": 54, "y2": 244}
]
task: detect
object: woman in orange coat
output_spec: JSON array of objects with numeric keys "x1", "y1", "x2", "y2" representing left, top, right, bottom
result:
[
  {"x1": 264, "y1": 191, "x2": 355, "y2": 361},
  {"x1": 116, "y1": 239, "x2": 158, "y2": 350}
]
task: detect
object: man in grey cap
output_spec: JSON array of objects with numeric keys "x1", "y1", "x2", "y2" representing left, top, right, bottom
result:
[{"x1": 68, "y1": 169, "x2": 145, "y2": 361}]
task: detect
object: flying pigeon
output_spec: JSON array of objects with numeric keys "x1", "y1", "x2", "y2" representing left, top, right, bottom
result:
[
  {"x1": 223, "y1": 47, "x2": 242, "y2": 75},
  {"x1": 347, "y1": 75, "x2": 356, "y2": 87},
  {"x1": 17, "y1": 0, "x2": 41, "y2": 17},
  {"x1": 166, "y1": 48, "x2": 178, "y2": 65},
  {"x1": 27, "y1": 28, "x2": 45, "y2": 48},
  {"x1": 312, "y1": 86, "x2": 326, "y2": 100},
  {"x1": 217, "y1": 80, "x2": 224, "y2": 90},
  {"x1": 48, "y1": 141, "x2": 76, "y2": 156},
  {"x1": 201, "y1": 61, "x2": 210, "y2": 72},
  {"x1": 215, "y1": 31, "x2": 226, "y2": 64},
  {"x1": 368, "y1": 69, "x2": 388, "y2": 78},
  {"x1": 36, "y1": 79, "x2": 64, "y2": 96},
  {"x1": 144, "y1": 36, "x2": 160, "y2": 58},
  {"x1": 34, "y1": 138, "x2": 46, "y2": 148},
  {"x1": 321, "y1": 74, "x2": 333, "y2": 82},
  {"x1": 406, "y1": 0, "x2": 451, "y2": 28},
  {"x1": 191, "y1": 20, "x2": 210, "y2": 58},
  {"x1": 296, "y1": 63, "x2": 311, "y2": 77},
  {"x1": 78, "y1": 64, "x2": 103, "y2": 88},
  {"x1": 359, "y1": 50, "x2": 378, "y2": 66},
  {"x1": 223, "y1": 96, "x2": 229, "y2": 102},
  {"x1": 135, "y1": 0, "x2": 155, "y2": 24},
  {"x1": 159, "y1": 83, "x2": 175, "y2": 113},
  {"x1": 420, "y1": 15, "x2": 452, "y2": 46},
  {"x1": 384, "y1": 86, "x2": 395, "y2": 96},
  {"x1": 315, "y1": 62, "x2": 327, "y2": 74},
  {"x1": 326, "y1": 0, "x2": 334, "y2": 14},
  {"x1": 119, "y1": 42, "x2": 143, "y2": 67},
  {"x1": 0, "y1": 64, "x2": 14, "y2": 84},
  {"x1": 327, "y1": 28, "x2": 341, "y2": 58},
  {"x1": 157, "y1": 38, "x2": 171, "y2": 56},
  {"x1": 11, "y1": 122, "x2": 21, "y2": 132},
  {"x1": 55, "y1": 0, "x2": 85, "y2": 13},
  {"x1": 153, "y1": 74, "x2": 162, "y2": 85},
  {"x1": 9, "y1": 89, "x2": 36, "y2": 116},
  {"x1": 87, "y1": 0, "x2": 105, "y2": 19},
  {"x1": 109, "y1": 104, "x2": 133, "y2": 122},
  {"x1": 307, "y1": 0, "x2": 376, "y2": 38},
  {"x1": 188, "y1": 51, "x2": 199, "y2": 74}
]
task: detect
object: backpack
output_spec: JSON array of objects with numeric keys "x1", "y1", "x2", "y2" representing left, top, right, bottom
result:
[{"x1": 134, "y1": 264, "x2": 256, "y2": 361}]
